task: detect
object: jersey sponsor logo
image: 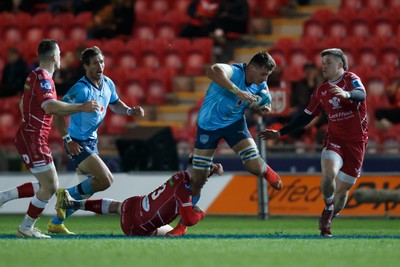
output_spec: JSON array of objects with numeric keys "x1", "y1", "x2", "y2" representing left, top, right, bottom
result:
[
  {"x1": 321, "y1": 90, "x2": 327, "y2": 96},
  {"x1": 351, "y1": 79, "x2": 363, "y2": 88},
  {"x1": 141, "y1": 196, "x2": 150, "y2": 212},
  {"x1": 200, "y1": 134, "x2": 209, "y2": 144},
  {"x1": 328, "y1": 96, "x2": 341, "y2": 109},
  {"x1": 24, "y1": 84, "x2": 30, "y2": 90},
  {"x1": 40, "y1": 80, "x2": 52, "y2": 90},
  {"x1": 168, "y1": 177, "x2": 175, "y2": 186}
]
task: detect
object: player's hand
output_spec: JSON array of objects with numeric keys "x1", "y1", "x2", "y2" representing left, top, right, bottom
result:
[
  {"x1": 330, "y1": 85, "x2": 349, "y2": 99},
  {"x1": 213, "y1": 163, "x2": 224, "y2": 176},
  {"x1": 130, "y1": 106, "x2": 145, "y2": 117},
  {"x1": 66, "y1": 141, "x2": 83, "y2": 156},
  {"x1": 82, "y1": 100, "x2": 100, "y2": 112},
  {"x1": 258, "y1": 129, "x2": 281, "y2": 140},
  {"x1": 252, "y1": 104, "x2": 271, "y2": 116},
  {"x1": 236, "y1": 90, "x2": 257, "y2": 105}
]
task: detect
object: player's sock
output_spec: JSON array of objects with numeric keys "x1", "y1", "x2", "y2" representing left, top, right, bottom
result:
[
  {"x1": 192, "y1": 196, "x2": 200, "y2": 206},
  {"x1": 0, "y1": 182, "x2": 39, "y2": 206},
  {"x1": 67, "y1": 178, "x2": 94, "y2": 200},
  {"x1": 84, "y1": 199, "x2": 113, "y2": 214},
  {"x1": 324, "y1": 195, "x2": 334, "y2": 210},
  {"x1": 51, "y1": 209, "x2": 77, "y2": 225},
  {"x1": 17, "y1": 182, "x2": 40, "y2": 198},
  {"x1": 20, "y1": 195, "x2": 47, "y2": 230}
]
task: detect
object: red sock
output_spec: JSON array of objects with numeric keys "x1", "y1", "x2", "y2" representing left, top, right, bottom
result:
[
  {"x1": 17, "y1": 182, "x2": 36, "y2": 198},
  {"x1": 85, "y1": 199, "x2": 104, "y2": 214},
  {"x1": 26, "y1": 202, "x2": 45, "y2": 219}
]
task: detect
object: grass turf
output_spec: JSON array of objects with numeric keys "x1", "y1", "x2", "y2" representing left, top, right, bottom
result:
[{"x1": 0, "y1": 215, "x2": 399, "y2": 267}]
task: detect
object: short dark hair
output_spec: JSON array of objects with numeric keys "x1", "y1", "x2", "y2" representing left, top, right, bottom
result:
[
  {"x1": 81, "y1": 46, "x2": 103, "y2": 65},
  {"x1": 249, "y1": 51, "x2": 276, "y2": 71},
  {"x1": 38, "y1": 39, "x2": 58, "y2": 61},
  {"x1": 321, "y1": 48, "x2": 348, "y2": 70}
]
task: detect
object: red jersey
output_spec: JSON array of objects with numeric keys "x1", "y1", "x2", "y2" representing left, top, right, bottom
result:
[
  {"x1": 20, "y1": 68, "x2": 57, "y2": 138},
  {"x1": 120, "y1": 170, "x2": 205, "y2": 236},
  {"x1": 305, "y1": 71, "x2": 368, "y2": 142}
]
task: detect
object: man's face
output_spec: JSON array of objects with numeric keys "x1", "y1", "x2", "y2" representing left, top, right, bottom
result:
[
  {"x1": 321, "y1": 54, "x2": 342, "y2": 81},
  {"x1": 247, "y1": 64, "x2": 272, "y2": 85},
  {"x1": 54, "y1": 45, "x2": 61, "y2": 70},
  {"x1": 85, "y1": 54, "x2": 105, "y2": 81}
]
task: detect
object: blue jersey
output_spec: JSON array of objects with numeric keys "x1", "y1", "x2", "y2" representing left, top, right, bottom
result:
[
  {"x1": 197, "y1": 63, "x2": 268, "y2": 131},
  {"x1": 62, "y1": 75, "x2": 119, "y2": 140}
]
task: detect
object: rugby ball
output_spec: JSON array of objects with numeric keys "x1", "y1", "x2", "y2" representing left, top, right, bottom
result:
[{"x1": 249, "y1": 89, "x2": 271, "y2": 108}]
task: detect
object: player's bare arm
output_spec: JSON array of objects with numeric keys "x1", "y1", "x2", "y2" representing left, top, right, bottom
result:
[
  {"x1": 206, "y1": 63, "x2": 257, "y2": 104},
  {"x1": 43, "y1": 100, "x2": 100, "y2": 115},
  {"x1": 109, "y1": 100, "x2": 144, "y2": 117}
]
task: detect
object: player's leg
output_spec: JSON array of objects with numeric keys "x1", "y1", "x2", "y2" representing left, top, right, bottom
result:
[
  {"x1": 0, "y1": 182, "x2": 39, "y2": 208},
  {"x1": 15, "y1": 131, "x2": 53, "y2": 238},
  {"x1": 191, "y1": 125, "x2": 220, "y2": 205},
  {"x1": 333, "y1": 176, "x2": 354, "y2": 216},
  {"x1": 319, "y1": 149, "x2": 343, "y2": 237},
  {"x1": 333, "y1": 141, "x2": 366, "y2": 218},
  {"x1": 17, "y1": 163, "x2": 58, "y2": 239},
  {"x1": 224, "y1": 118, "x2": 282, "y2": 190},
  {"x1": 231, "y1": 138, "x2": 282, "y2": 190},
  {"x1": 191, "y1": 148, "x2": 216, "y2": 204}
]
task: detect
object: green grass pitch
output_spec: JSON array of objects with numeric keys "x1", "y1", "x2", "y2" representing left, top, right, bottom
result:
[{"x1": 0, "y1": 215, "x2": 399, "y2": 267}]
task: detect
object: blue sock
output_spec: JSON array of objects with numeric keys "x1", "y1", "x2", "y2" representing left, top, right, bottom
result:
[
  {"x1": 192, "y1": 196, "x2": 200, "y2": 206},
  {"x1": 80, "y1": 178, "x2": 95, "y2": 196},
  {"x1": 67, "y1": 186, "x2": 83, "y2": 200},
  {"x1": 67, "y1": 179, "x2": 94, "y2": 200},
  {"x1": 51, "y1": 209, "x2": 77, "y2": 225}
]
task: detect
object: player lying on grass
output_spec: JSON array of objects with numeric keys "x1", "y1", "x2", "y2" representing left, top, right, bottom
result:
[{"x1": 57, "y1": 157, "x2": 223, "y2": 236}]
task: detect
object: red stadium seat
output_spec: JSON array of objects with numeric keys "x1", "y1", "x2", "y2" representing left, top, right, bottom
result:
[
  {"x1": 47, "y1": 25, "x2": 67, "y2": 41},
  {"x1": 120, "y1": 68, "x2": 147, "y2": 105},
  {"x1": 25, "y1": 26, "x2": 45, "y2": 43},
  {"x1": 150, "y1": 0, "x2": 170, "y2": 13},
  {"x1": 380, "y1": 44, "x2": 399, "y2": 67},
  {"x1": 340, "y1": 0, "x2": 362, "y2": 10},
  {"x1": 327, "y1": 16, "x2": 348, "y2": 39},
  {"x1": 259, "y1": 0, "x2": 288, "y2": 17},
  {"x1": 365, "y1": 0, "x2": 385, "y2": 9},
  {"x1": 169, "y1": 0, "x2": 191, "y2": 13},
  {"x1": 134, "y1": 0, "x2": 149, "y2": 13},
  {"x1": 303, "y1": 19, "x2": 324, "y2": 39}
]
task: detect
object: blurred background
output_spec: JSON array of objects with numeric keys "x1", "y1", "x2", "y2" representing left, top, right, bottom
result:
[{"x1": 0, "y1": 0, "x2": 399, "y2": 175}]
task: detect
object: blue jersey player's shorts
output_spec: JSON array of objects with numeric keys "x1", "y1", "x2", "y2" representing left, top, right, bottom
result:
[
  {"x1": 65, "y1": 138, "x2": 99, "y2": 167},
  {"x1": 194, "y1": 117, "x2": 252, "y2": 149}
]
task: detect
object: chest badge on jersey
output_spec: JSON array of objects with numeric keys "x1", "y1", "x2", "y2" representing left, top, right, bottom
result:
[{"x1": 328, "y1": 97, "x2": 342, "y2": 109}]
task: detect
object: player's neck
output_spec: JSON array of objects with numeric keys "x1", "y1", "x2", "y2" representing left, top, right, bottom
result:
[
  {"x1": 39, "y1": 62, "x2": 55, "y2": 76},
  {"x1": 329, "y1": 69, "x2": 344, "y2": 82}
]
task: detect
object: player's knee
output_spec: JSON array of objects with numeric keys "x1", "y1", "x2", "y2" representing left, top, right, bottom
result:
[{"x1": 238, "y1": 146, "x2": 263, "y2": 175}]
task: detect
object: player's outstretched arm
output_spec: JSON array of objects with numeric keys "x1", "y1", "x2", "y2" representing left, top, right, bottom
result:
[
  {"x1": 43, "y1": 100, "x2": 100, "y2": 115},
  {"x1": 258, "y1": 111, "x2": 315, "y2": 140}
]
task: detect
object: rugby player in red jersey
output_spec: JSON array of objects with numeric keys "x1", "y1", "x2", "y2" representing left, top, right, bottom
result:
[
  {"x1": 58, "y1": 157, "x2": 224, "y2": 236},
  {"x1": 0, "y1": 39, "x2": 99, "y2": 238},
  {"x1": 259, "y1": 48, "x2": 368, "y2": 237}
]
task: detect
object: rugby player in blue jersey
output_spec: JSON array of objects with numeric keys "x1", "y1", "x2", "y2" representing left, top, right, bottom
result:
[
  {"x1": 190, "y1": 51, "x2": 283, "y2": 207},
  {"x1": 47, "y1": 46, "x2": 144, "y2": 234}
]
